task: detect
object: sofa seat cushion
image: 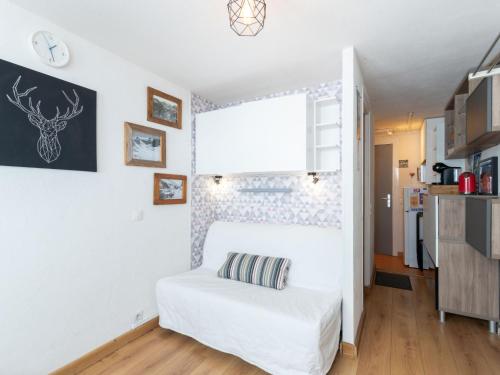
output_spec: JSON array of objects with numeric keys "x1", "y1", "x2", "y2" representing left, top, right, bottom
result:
[{"x1": 156, "y1": 268, "x2": 341, "y2": 375}]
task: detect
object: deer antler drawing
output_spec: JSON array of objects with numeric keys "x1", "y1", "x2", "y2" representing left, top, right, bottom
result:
[{"x1": 6, "y1": 75, "x2": 84, "y2": 163}]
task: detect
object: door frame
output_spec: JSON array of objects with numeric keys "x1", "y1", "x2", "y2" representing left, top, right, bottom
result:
[{"x1": 363, "y1": 112, "x2": 374, "y2": 287}]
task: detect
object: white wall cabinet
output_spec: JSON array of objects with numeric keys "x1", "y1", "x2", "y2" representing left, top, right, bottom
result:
[
  {"x1": 423, "y1": 117, "x2": 465, "y2": 184},
  {"x1": 196, "y1": 94, "x2": 340, "y2": 175}
]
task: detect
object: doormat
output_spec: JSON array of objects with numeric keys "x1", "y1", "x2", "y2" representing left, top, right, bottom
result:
[{"x1": 375, "y1": 271, "x2": 412, "y2": 291}]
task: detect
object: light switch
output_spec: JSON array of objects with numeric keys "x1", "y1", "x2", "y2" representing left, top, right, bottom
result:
[{"x1": 131, "y1": 209, "x2": 144, "y2": 222}]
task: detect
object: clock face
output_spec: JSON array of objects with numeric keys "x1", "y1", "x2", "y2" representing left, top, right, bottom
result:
[{"x1": 31, "y1": 31, "x2": 70, "y2": 67}]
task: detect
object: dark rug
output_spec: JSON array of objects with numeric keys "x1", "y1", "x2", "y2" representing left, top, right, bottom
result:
[{"x1": 375, "y1": 271, "x2": 412, "y2": 291}]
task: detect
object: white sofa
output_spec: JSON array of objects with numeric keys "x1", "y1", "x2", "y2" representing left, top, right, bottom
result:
[{"x1": 156, "y1": 221, "x2": 343, "y2": 375}]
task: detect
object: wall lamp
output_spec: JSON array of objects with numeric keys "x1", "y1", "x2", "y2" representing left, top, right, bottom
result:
[
  {"x1": 308, "y1": 172, "x2": 320, "y2": 184},
  {"x1": 213, "y1": 175, "x2": 223, "y2": 185}
]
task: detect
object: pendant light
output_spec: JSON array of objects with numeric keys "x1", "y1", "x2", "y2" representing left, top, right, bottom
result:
[{"x1": 228, "y1": 0, "x2": 266, "y2": 36}]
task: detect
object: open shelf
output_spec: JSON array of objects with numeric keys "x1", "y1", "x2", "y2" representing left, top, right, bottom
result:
[
  {"x1": 315, "y1": 99, "x2": 340, "y2": 125},
  {"x1": 315, "y1": 147, "x2": 340, "y2": 171},
  {"x1": 310, "y1": 97, "x2": 341, "y2": 172},
  {"x1": 315, "y1": 144, "x2": 340, "y2": 149},
  {"x1": 315, "y1": 121, "x2": 341, "y2": 128}
]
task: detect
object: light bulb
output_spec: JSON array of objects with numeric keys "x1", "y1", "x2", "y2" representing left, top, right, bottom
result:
[{"x1": 240, "y1": 0, "x2": 256, "y2": 25}]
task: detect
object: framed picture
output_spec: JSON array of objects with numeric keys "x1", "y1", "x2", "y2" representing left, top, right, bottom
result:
[
  {"x1": 124, "y1": 122, "x2": 166, "y2": 168},
  {"x1": 154, "y1": 173, "x2": 187, "y2": 205},
  {"x1": 478, "y1": 157, "x2": 498, "y2": 195},
  {"x1": 0, "y1": 58, "x2": 96, "y2": 171},
  {"x1": 147, "y1": 87, "x2": 182, "y2": 129}
]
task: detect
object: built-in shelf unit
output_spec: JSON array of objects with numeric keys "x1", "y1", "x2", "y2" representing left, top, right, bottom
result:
[
  {"x1": 196, "y1": 93, "x2": 341, "y2": 175},
  {"x1": 310, "y1": 97, "x2": 341, "y2": 172}
]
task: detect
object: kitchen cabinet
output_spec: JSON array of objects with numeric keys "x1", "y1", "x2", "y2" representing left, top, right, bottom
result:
[
  {"x1": 422, "y1": 118, "x2": 465, "y2": 184},
  {"x1": 465, "y1": 197, "x2": 500, "y2": 260},
  {"x1": 439, "y1": 241, "x2": 499, "y2": 321},
  {"x1": 195, "y1": 93, "x2": 341, "y2": 175},
  {"x1": 445, "y1": 73, "x2": 500, "y2": 158},
  {"x1": 437, "y1": 196, "x2": 500, "y2": 326},
  {"x1": 423, "y1": 118, "x2": 443, "y2": 184},
  {"x1": 423, "y1": 194, "x2": 439, "y2": 266},
  {"x1": 420, "y1": 120, "x2": 426, "y2": 164}
]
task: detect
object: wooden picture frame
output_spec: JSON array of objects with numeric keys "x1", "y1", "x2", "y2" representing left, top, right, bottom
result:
[
  {"x1": 147, "y1": 87, "x2": 182, "y2": 129},
  {"x1": 124, "y1": 122, "x2": 166, "y2": 168},
  {"x1": 154, "y1": 173, "x2": 187, "y2": 205}
]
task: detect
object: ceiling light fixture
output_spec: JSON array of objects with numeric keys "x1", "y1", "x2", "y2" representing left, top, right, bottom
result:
[{"x1": 228, "y1": 0, "x2": 266, "y2": 37}]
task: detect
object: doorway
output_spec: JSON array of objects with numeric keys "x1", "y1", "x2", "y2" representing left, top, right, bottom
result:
[{"x1": 374, "y1": 144, "x2": 393, "y2": 255}]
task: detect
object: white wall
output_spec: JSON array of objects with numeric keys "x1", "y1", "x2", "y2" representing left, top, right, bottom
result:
[
  {"x1": 341, "y1": 46, "x2": 366, "y2": 344},
  {"x1": 0, "y1": 2, "x2": 192, "y2": 374},
  {"x1": 375, "y1": 130, "x2": 423, "y2": 255}
]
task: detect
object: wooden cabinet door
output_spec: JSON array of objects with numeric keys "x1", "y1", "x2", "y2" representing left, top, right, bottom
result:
[
  {"x1": 439, "y1": 241, "x2": 499, "y2": 320},
  {"x1": 438, "y1": 197, "x2": 465, "y2": 241}
]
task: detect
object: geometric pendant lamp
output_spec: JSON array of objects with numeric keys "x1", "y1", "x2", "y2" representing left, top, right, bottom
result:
[{"x1": 227, "y1": 0, "x2": 266, "y2": 36}]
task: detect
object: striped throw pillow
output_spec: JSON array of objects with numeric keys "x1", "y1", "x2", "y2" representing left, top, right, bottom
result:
[{"x1": 217, "y1": 252, "x2": 291, "y2": 290}]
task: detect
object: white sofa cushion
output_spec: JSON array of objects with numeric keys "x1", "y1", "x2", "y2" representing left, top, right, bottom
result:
[
  {"x1": 203, "y1": 221, "x2": 342, "y2": 290},
  {"x1": 157, "y1": 268, "x2": 342, "y2": 375}
]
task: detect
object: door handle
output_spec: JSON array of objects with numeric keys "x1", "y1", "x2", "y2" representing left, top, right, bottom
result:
[{"x1": 380, "y1": 193, "x2": 391, "y2": 208}]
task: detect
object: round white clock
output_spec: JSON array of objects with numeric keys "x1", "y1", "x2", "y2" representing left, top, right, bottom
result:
[{"x1": 30, "y1": 31, "x2": 70, "y2": 67}]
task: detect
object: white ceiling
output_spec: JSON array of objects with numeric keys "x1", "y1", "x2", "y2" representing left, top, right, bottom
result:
[{"x1": 11, "y1": 0, "x2": 500, "y2": 128}]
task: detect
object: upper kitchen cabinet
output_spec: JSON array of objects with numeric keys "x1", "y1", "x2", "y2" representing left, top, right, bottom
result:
[
  {"x1": 195, "y1": 93, "x2": 341, "y2": 175},
  {"x1": 445, "y1": 72, "x2": 500, "y2": 159},
  {"x1": 422, "y1": 117, "x2": 465, "y2": 184}
]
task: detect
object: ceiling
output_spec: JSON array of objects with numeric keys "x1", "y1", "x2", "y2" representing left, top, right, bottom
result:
[{"x1": 11, "y1": 0, "x2": 500, "y2": 128}]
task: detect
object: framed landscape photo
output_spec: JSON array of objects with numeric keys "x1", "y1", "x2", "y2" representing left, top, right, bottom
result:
[
  {"x1": 147, "y1": 87, "x2": 182, "y2": 129},
  {"x1": 124, "y1": 122, "x2": 166, "y2": 168},
  {"x1": 154, "y1": 173, "x2": 187, "y2": 205}
]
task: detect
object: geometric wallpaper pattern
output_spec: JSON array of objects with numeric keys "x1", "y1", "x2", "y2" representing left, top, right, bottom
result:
[{"x1": 191, "y1": 81, "x2": 343, "y2": 268}]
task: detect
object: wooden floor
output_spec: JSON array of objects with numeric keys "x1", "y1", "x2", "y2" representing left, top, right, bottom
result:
[
  {"x1": 375, "y1": 253, "x2": 435, "y2": 279},
  {"x1": 79, "y1": 276, "x2": 500, "y2": 375}
]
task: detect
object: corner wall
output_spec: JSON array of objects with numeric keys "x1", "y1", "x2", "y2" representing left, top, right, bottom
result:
[
  {"x1": 190, "y1": 82, "x2": 342, "y2": 268},
  {"x1": 0, "y1": 2, "x2": 192, "y2": 373},
  {"x1": 341, "y1": 46, "x2": 367, "y2": 344}
]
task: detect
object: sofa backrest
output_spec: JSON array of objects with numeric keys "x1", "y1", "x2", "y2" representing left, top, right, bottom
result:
[{"x1": 202, "y1": 221, "x2": 343, "y2": 290}]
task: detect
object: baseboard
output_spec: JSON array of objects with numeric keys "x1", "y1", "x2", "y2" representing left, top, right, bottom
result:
[
  {"x1": 370, "y1": 262, "x2": 376, "y2": 288},
  {"x1": 50, "y1": 316, "x2": 159, "y2": 375},
  {"x1": 340, "y1": 342, "x2": 357, "y2": 358},
  {"x1": 341, "y1": 308, "x2": 366, "y2": 359},
  {"x1": 355, "y1": 309, "x2": 366, "y2": 348}
]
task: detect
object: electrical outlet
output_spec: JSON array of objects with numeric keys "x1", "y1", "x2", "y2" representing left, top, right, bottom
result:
[{"x1": 133, "y1": 310, "x2": 144, "y2": 329}]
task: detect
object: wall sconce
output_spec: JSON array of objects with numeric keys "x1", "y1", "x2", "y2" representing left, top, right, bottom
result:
[
  {"x1": 213, "y1": 175, "x2": 223, "y2": 185},
  {"x1": 308, "y1": 172, "x2": 320, "y2": 184}
]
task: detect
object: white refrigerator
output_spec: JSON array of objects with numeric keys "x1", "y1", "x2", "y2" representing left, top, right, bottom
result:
[{"x1": 404, "y1": 187, "x2": 434, "y2": 269}]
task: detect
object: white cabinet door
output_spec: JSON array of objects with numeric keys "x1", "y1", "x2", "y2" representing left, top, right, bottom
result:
[
  {"x1": 424, "y1": 117, "x2": 466, "y2": 184},
  {"x1": 196, "y1": 94, "x2": 308, "y2": 175},
  {"x1": 425, "y1": 118, "x2": 439, "y2": 184},
  {"x1": 423, "y1": 194, "x2": 439, "y2": 266}
]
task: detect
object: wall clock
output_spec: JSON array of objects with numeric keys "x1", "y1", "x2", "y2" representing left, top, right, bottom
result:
[{"x1": 30, "y1": 31, "x2": 70, "y2": 68}]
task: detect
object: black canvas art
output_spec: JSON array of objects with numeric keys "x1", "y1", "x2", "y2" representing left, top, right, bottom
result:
[{"x1": 0, "y1": 59, "x2": 96, "y2": 171}]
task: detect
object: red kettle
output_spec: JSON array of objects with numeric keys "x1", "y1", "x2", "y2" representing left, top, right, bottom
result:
[{"x1": 459, "y1": 172, "x2": 476, "y2": 195}]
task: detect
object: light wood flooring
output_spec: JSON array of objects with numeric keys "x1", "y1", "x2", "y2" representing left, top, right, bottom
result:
[
  {"x1": 375, "y1": 253, "x2": 435, "y2": 279},
  {"x1": 79, "y1": 276, "x2": 500, "y2": 375}
]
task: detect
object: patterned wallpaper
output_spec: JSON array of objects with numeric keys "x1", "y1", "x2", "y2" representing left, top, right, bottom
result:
[{"x1": 191, "y1": 82, "x2": 342, "y2": 268}]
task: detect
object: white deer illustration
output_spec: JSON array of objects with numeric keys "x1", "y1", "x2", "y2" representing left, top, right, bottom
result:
[{"x1": 6, "y1": 75, "x2": 84, "y2": 163}]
